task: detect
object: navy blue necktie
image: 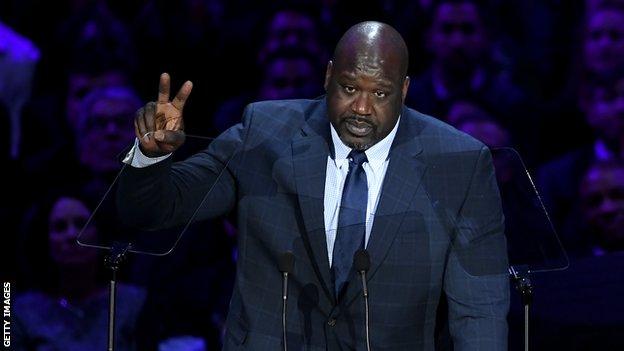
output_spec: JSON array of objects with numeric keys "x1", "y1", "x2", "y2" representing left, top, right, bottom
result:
[{"x1": 332, "y1": 150, "x2": 368, "y2": 299}]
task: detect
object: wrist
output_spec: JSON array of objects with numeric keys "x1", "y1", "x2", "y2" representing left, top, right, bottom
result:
[{"x1": 139, "y1": 144, "x2": 169, "y2": 158}]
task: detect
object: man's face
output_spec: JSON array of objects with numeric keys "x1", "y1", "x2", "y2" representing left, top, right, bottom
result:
[
  {"x1": 584, "y1": 9, "x2": 624, "y2": 75},
  {"x1": 585, "y1": 78, "x2": 624, "y2": 143},
  {"x1": 324, "y1": 52, "x2": 409, "y2": 150},
  {"x1": 66, "y1": 71, "x2": 127, "y2": 130},
  {"x1": 79, "y1": 96, "x2": 137, "y2": 174},
  {"x1": 580, "y1": 166, "x2": 624, "y2": 248},
  {"x1": 264, "y1": 11, "x2": 320, "y2": 57},
  {"x1": 429, "y1": 2, "x2": 487, "y2": 71}
]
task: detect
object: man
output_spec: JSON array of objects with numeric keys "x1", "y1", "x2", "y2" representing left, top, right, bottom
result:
[
  {"x1": 77, "y1": 86, "x2": 141, "y2": 176},
  {"x1": 579, "y1": 160, "x2": 624, "y2": 256},
  {"x1": 120, "y1": 22, "x2": 509, "y2": 350},
  {"x1": 406, "y1": 0, "x2": 525, "y2": 120},
  {"x1": 538, "y1": 69, "x2": 624, "y2": 258},
  {"x1": 213, "y1": 47, "x2": 323, "y2": 133}
]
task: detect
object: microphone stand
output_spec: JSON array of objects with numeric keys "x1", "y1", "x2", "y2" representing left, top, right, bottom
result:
[
  {"x1": 354, "y1": 250, "x2": 371, "y2": 351},
  {"x1": 278, "y1": 252, "x2": 295, "y2": 351},
  {"x1": 358, "y1": 269, "x2": 371, "y2": 351},
  {"x1": 104, "y1": 241, "x2": 132, "y2": 351},
  {"x1": 509, "y1": 265, "x2": 533, "y2": 351}
]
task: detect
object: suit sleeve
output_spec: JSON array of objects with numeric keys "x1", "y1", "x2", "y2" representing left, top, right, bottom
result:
[
  {"x1": 116, "y1": 104, "x2": 256, "y2": 230},
  {"x1": 444, "y1": 145, "x2": 510, "y2": 350}
]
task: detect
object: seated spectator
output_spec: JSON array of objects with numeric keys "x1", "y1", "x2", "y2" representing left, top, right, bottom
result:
[
  {"x1": 406, "y1": 0, "x2": 527, "y2": 129},
  {"x1": 257, "y1": 6, "x2": 326, "y2": 67},
  {"x1": 13, "y1": 190, "x2": 145, "y2": 351},
  {"x1": 73, "y1": 86, "x2": 141, "y2": 207},
  {"x1": 20, "y1": 65, "x2": 133, "y2": 215},
  {"x1": 538, "y1": 70, "x2": 624, "y2": 257},
  {"x1": 579, "y1": 160, "x2": 624, "y2": 256},
  {"x1": 213, "y1": 48, "x2": 323, "y2": 132},
  {"x1": 541, "y1": 2, "x2": 624, "y2": 159},
  {"x1": 76, "y1": 85, "x2": 141, "y2": 177},
  {"x1": 583, "y1": 1, "x2": 624, "y2": 77}
]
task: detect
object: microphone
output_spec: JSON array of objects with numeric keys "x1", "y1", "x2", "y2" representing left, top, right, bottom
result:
[
  {"x1": 278, "y1": 252, "x2": 295, "y2": 351},
  {"x1": 354, "y1": 249, "x2": 371, "y2": 351}
]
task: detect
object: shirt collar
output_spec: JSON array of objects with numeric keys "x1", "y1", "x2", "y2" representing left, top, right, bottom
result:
[{"x1": 329, "y1": 115, "x2": 401, "y2": 167}]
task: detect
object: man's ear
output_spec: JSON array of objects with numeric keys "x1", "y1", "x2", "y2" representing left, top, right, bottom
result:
[
  {"x1": 401, "y1": 76, "x2": 410, "y2": 102},
  {"x1": 324, "y1": 61, "x2": 333, "y2": 91}
]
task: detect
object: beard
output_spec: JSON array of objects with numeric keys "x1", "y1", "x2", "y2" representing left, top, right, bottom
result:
[{"x1": 337, "y1": 115, "x2": 379, "y2": 150}]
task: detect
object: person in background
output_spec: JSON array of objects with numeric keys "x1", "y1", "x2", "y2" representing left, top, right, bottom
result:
[
  {"x1": 540, "y1": 2, "x2": 624, "y2": 160},
  {"x1": 579, "y1": 160, "x2": 624, "y2": 256},
  {"x1": 13, "y1": 190, "x2": 146, "y2": 351},
  {"x1": 213, "y1": 47, "x2": 323, "y2": 132},
  {"x1": 0, "y1": 19, "x2": 40, "y2": 160},
  {"x1": 538, "y1": 70, "x2": 624, "y2": 257},
  {"x1": 257, "y1": 6, "x2": 326, "y2": 67},
  {"x1": 0, "y1": 18, "x2": 40, "y2": 289},
  {"x1": 406, "y1": 0, "x2": 526, "y2": 125},
  {"x1": 75, "y1": 85, "x2": 141, "y2": 177}
]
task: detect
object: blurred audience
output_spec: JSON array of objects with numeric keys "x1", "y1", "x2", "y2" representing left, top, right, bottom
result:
[
  {"x1": 213, "y1": 47, "x2": 323, "y2": 132},
  {"x1": 258, "y1": 6, "x2": 326, "y2": 66},
  {"x1": 583, "y1": 3, "x2": 624, "y2": 77},
  {"x1": 406, "y1": 0, "x2": 526, "y2": 122},
  {"x1": 579, "y1": 160, "x2": 624, "y2": 256},
  {"x1": 13, "y1": 190, "x2": 145, "y2": 351},
  {"x1": 76, "y1": 86, "x2": 140, "y2": 176},
  {"x1": 539, "y1": 70, "x2": 624, "y2": 257},
  {"x1": 0, "y1": 19, "x2": 40, "y2": 284},
  {"x1": 540, "y1": 2, "x2": 624, "y2": 160},
  {"x1": 0, "y1": 20, "x2": 40, "y2": 160}
]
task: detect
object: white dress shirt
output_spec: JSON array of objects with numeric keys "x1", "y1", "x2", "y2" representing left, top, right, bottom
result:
[
  {"x1": 324, "y1": 118, "x2": 399, "y2": 266},
  {"x1": 124, "y1": 116, "x2": 401, "y2": 266}
]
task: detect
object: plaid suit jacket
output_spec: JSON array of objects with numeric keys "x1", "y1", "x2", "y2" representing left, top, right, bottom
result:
[{"x1": 119, "y1": 97, "x2": 509, "y2": 350}]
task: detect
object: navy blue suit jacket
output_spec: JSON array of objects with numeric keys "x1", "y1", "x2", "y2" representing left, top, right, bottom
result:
[{"x1": 119, "y1": 97, "x2": 509, "y2": 350}]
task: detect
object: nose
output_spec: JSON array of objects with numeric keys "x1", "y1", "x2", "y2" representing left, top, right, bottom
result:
[
  {"x1": 285, "y1": 32, "x2": 299, "y2": 46},
  {"x1": 65, "y1": 222, "x2": 80, "y2": 239},
  {"x1": 350, "y1": 92, "x2": 372, "y2": 116},
  {"x1": 449, "y1": 31, "x2": 466, "y2": 48},
  {"x1": 106, "y1": 120, "x2": 120, "y2": 134},
  {"x1": 597, "y1": 196, "x2": 619, "y2": 218}
]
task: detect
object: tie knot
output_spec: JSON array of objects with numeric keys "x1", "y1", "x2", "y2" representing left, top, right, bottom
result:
[{"x1": 347, "y1": 150, "x2": 368, "y2": 166}]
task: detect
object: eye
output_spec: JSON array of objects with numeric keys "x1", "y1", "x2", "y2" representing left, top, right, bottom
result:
[
  {"x1": 342, "y1": 85, "x2": 356, "y2": 94},
  {"x1": 374, "y1": 91, "x2": 387, "y2": 98}
]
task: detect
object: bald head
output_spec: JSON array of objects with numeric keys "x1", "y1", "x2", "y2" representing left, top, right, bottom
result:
[
  {"x1": 333, "y1": 21, "x2": 409, "y2": 80},
  {"x1": 324, "y1": 21, "x2": 410, "y2": 151}
]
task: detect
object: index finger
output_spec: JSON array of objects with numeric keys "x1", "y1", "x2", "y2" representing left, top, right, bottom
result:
[{"x1": 158, "y1": 73, "x2": 171, "y2": 103}]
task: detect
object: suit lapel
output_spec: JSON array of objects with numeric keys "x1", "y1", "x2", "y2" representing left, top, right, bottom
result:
[
  {"x1": 292, "y1": 102, "x2": 336, "y2": 304},
  {"x1": 341, "y1": 109, "x2": 427, "y2": 306}
]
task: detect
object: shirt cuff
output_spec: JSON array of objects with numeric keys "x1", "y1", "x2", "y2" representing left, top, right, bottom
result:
[{"x1": 122, "y1": 138, "x2": 171, "y2": 168}]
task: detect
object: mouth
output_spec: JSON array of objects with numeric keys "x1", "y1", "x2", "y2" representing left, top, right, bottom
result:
[{"x1": 344, "y1": 119, "x2": 373, "y2": 137}]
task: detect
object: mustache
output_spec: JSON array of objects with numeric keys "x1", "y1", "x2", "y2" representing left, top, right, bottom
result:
[{"x1": 343, "y1": 115, "x2": 375, "y2": 126}]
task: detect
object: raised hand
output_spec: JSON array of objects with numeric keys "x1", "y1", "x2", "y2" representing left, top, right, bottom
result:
[{"x1": 134, "y1": 73, "x2": 193, "y2": 157}]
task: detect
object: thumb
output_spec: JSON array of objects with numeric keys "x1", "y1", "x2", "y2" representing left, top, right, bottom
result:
[{"x1": 154, "y1": 129, "x2": 186, "y2": 151}]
